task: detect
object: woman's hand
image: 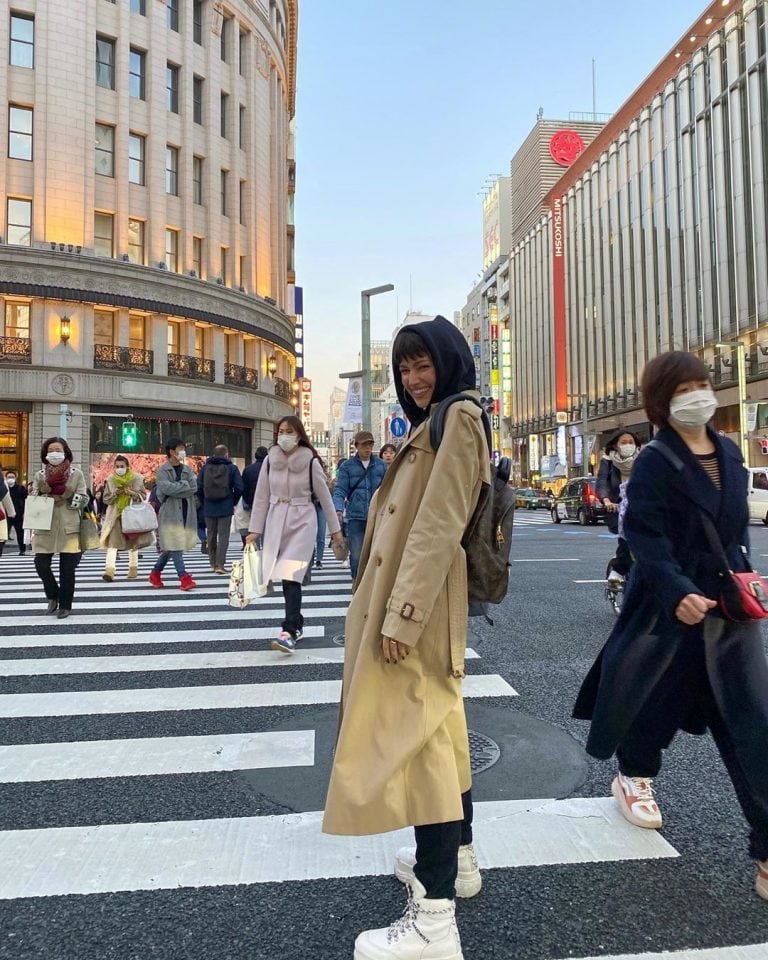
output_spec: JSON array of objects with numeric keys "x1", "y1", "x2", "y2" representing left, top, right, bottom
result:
[
  {"x1": 603, "y1": 499, "x2": 618, "y2": 512},
  {"x1": 244, "y1": 533, "x2": 261, "y2": 548},
  {"x1": 330, "y1": 530, "x2": 344, "y2": 543},
  {"x1": 675, "y1": 593, "x2": 717, "y2": 625},
  {"x1": 381, "y1": 635, "x2": 409, "y2": 664}
]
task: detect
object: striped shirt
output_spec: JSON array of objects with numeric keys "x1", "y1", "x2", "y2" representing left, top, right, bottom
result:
[{"x1": 696, "y1": 452, "x2": 721, "y2": 489}]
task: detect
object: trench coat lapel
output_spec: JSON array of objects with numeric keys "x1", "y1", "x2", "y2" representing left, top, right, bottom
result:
[{"x1": 655, "y1": 427, "x2": 721, "y2": 518}]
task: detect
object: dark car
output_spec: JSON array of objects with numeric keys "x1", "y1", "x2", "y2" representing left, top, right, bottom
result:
[
  {"x1": 551, "y1": 477, "x2": 606, "y2": 525},
  {"x1": 514, "y1": 487, "x2": 544, "y2": 510}
]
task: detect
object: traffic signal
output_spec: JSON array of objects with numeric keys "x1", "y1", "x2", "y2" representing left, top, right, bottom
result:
[{"x1": 121, "y1": 420, "x2": 138, "y2": 448}]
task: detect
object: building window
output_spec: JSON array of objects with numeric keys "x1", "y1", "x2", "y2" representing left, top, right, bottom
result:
[
  {"x1": 220, "y1": 246, "x2": 228, "y2": 285},
  {"x1": 4, "y1": 302, "x2": 30, "y2": 338},
  {"x1": 239, "y1": 104, "x2": 245, "y2": 148},
  {"x1": 192, "y1": 236, "x2": 203, "y2": 277},
  {"x1": 239, "y1": 255, "x2": 246, "y2": 288},
  {"x1": 94, "y1": 122, "x2": 115, "y2": 177},
  {"x1": 127, "y1": 218, "x2": 145, "y2": 264},
  {"x1": 193, "y1": 0, "x2": 203, "y2": 45},
  {"x1": 166, "y1": 63, "x2": 179, "y2": 113},
  {"x1": 10, "y1": 14, "x2": 34, "y2": 68},
  {"x1": 7, "y1": 197, "x2": 31, "y2": 246},
  {"x1": 94, "y1": 212, "x2": 114, "y2": 257},
  {"x1": 195, "y1": 325, "x2": 205, "y2": 359},
  {"x1": 220, "y1": 16, "x2": 230, "y2": 61},
  {"x1": 130, "y1": 0, "x2": 146, "y2": 14},
  {"x1": 129, "y1": 48, "x2": 146, "y2": 100},
  {"x1": 239, "y1": 30, "x2": 247, "y2": 75},
  {"x1": 166, "y1": 145, "x2": 179, "y2": 196},
  {"x1": 220, "y1": 91, "x2": 228, "y2": 138},
  {"x1": 239, "y1": 180, "x2": 245, "y2": 225},
  {"x1": 192, "y1": 156, "x2": 203, "y2": 204},
  {"x1": 166, "y1": 0, "x2": 179, "y2": 31},
  {"x1": 220, "y1": 169, "x2": 228, "y2": 215},
  {"x1": 128, "y1": 132, "x2": 145, "y2": 185},
  {"x1": 129, "y1": 314, "x2": 146, "y2": 349},
  {"x1": 193, "y1": 75, "x2": 203, "y2": 124},
  {"x1": 8, "y1": 105, "x2": 32, "y2": 161},
  {"x1": 168, "y1": 320, "x2": 180, "y2": 353},
  {"x1": 96, "y1": 35, "x2": 115, "y2": 89},
  {"x1": 165, "y1": 227, "x2": 179, "y2": 271},
  {"x1": 94, "y1": 310, "x2": 116, "y2": 347}
]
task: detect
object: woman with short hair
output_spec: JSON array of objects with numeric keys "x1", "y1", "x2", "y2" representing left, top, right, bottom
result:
[
  {"x1": 30, "y1": 437, "x2": 87, "y2": 619},
  {"x1": 575, "y1": 350, "x2": 768, "y2": 904},
  {"x1": 379, "y1": 443, "x2": 397, "y2": 466},
  {"x1": 100, "y1": 454, "x2": 153, "y2": 581}
]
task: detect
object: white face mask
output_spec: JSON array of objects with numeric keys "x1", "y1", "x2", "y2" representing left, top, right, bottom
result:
[
  {"x1": 46, "y1": 452, "x2": 66, "y2": 466},
  {"x1": 618, "y1": 443, "x2": 636, "y2": 458},
  {"x1": 277, "y1": 434, "x2": 299, "y2": 452},
  {"x1": 115, "y1": 466, "x2": 127, "y2": 476},
  {"x1": 669, "y1": 389, "x2": 718, "y2": 427},
  {"x1": 175, "y1": 450, "x2": 187, "y2": 461},
  {"x1": 6, "y1": 477, "x2": 15, "y2": 487}
]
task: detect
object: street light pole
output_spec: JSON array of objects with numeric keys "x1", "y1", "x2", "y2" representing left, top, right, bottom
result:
[
  {"x1": 716, "y1": 341, "x2": 749, "y2": 466},
  {"x1": 361, "y1": 284, "x2": 394, "y2": 432},
  {"x1": 567, "y1": 393, "x2": 589, "y2": 476}
]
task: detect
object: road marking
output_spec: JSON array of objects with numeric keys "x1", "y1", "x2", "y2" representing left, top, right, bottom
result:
[
  {"x1": 512, "y1": 558, "x2": 580, "y2": 563},
  {"x1": 4, "y1": 607, "x2": 351, "y2": 629},
  {"x1": 0, "y1": 580, "x2": 352, "y2": 595},
  {"x1": 0, "y1": 626, "x2": 326, "y2": 649},
  {"x1": 0, "y1": 797, "x2": 676, "y2": 899},
  {"x1": 0, "y1": 730, "x2": 315, "y2": 783},
  {"x1": 0, "y1": 594, "x2": 352, "y2": 614},
  {"x1": 573, "y1": 579, "x2": 607, "y2": 584},
  {"x1": 0, "y1": 647, "x2": 479, "y2": 675},
  {"x1": 561, "y1": 946, "x2": 768, "y2": 960},
  {"x1": 0, "y1": 673, "x2": 514, "y2": 717}
]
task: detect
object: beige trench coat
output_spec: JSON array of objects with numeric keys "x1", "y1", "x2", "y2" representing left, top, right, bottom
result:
[
  {"x1": 323, "y1": 396, "x2": 489, "y2": 836},
  {"x1": 100, "y1": 472, "x2": 154, "y2": 550},
  {"x1": 30, "y1": 467, "x2": 87, "y2": 554}
]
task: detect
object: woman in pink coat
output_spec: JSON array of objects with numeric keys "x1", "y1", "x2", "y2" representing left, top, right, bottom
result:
[{"x1": 247, "y1": 416, "x2": 343, "y2": 653}]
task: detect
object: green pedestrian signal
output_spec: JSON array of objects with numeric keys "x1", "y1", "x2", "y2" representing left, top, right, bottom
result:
[{"x1": 121, "y1": 420, "x2": 138, "y2": 448}]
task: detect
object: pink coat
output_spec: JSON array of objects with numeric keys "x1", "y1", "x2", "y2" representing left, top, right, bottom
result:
[{"x1": 249, "y1": 446, "x2": 341, "y2": 584}]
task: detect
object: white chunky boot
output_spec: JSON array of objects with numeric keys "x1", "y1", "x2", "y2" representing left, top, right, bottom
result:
[
  {"x1": 394, "y1": 844, "x2": 481, "y2": 899},
  {"x1": 354, "y1": 878, "x2": 463, "y2": 960}
]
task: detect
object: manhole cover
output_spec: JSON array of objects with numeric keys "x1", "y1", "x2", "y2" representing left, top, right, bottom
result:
[
  {"x1": 332, "y1": 634, "x2": 345, "y2": 646},
  {"x1": 468, "y1": 730, "x2": 500, "y2": 775}
]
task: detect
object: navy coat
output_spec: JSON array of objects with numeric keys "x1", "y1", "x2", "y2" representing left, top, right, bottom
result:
[
  {"x1": 197, "y1": 457, "x2": 244, "y2": 519},
  {"x1": 595, "y1": 457, "x2": 622, "y2": 534},
  {"x1": 574, "y1": 426, "x2": 768, "y2": 783}
]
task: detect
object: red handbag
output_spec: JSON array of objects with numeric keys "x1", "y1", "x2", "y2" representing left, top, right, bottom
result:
[
  {"x1": 0, "y1": 507, "x2": 4, "y2": 521},
  {"x1": 701, "y1": 513, "x2": 768, "y2": 622}
]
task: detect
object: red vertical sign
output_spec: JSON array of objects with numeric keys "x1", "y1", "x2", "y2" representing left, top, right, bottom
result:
[{"x1": 551, "y1": 197, "x2": 567, "y2": 412}]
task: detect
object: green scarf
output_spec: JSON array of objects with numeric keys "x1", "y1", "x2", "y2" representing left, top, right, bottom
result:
[{"x1": 112, "y1": 470, "x2": 136, "y2": 516}]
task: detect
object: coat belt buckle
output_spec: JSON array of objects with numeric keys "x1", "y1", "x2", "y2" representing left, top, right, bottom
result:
[{"x1": 400, "y1": 602, "x2": 415, "y2": 620}]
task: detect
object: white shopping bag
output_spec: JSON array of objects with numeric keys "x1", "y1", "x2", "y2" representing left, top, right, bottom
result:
[
  {"x1": 23, "y1": 495, "x2": 54, "y2": 531},
  {"x1": 228, "y1": 545, "x2": 267, "y2": 608}
]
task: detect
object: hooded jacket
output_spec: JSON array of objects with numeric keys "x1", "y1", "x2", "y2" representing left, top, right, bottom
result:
[{"x1": 393, "y1": 315, "x2": 477, "y2": 428}]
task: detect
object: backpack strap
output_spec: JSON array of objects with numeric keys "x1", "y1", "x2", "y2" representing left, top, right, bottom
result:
[
  {"x1": 644, "y1": 438, "x2": 684, "y2": 472},
  {"x1": 429, "y1": 394, "x2": 491, "y2": 455}
]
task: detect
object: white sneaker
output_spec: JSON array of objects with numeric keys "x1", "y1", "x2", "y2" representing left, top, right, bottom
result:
[
  {"x1": 606, "y1": 570, "x2": 625, "y2": 587},
  {"x1": 757, "y1": 860, "x2": 768, "y2": 901},
  {"x1": 612, "y1": 773, "x2": 663, "y2": 829},
  {"x1": 354, "y1": 878, "x2": 463, "y2": 960},
  {"x1": 394, "y1": 843, "x2": 481, "y2": 899}
]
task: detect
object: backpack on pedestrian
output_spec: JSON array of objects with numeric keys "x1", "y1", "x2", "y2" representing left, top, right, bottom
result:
[
  {"x1": 203, "y1": 463, "x2": 231, "y2": 501},
  {"x1": 429, "y1": 394, "x2": 515, "y2": 607}
]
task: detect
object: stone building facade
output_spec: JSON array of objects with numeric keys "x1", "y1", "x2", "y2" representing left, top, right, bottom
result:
[{"x1": 0, "y1": 0, "x2": 298, "y2": 479}]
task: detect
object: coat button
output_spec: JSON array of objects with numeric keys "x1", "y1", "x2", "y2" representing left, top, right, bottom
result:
[
  {"x1": 408, "y1": 453, "x2": 416, "y2": 463},
  {"x1": 363, "y1": 613, "x2": 368, "y2": 620},
  {"x1": 388, "y1": 504, "x2": 396, "y2": 514},
  {"x1": 375, "y1": 556, "x2": 382, "y2": 566}
]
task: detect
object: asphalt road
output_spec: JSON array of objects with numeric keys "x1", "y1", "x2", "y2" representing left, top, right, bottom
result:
[{"x1": 0, "y1": 515, "x2": 767, "y2": 960}]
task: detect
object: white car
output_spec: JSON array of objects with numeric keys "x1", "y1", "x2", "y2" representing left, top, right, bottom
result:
[{"x1": 748, "y1": 467, "x2": 768, "y2": 524}]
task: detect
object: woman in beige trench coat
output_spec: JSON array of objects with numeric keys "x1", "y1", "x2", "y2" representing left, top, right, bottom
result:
[
  {"x1": 323, "y1": 316, "x2": 490, "y2": 960},
  {"x1": 100, "y1": 455, "x2": 154, "y2": 581}
]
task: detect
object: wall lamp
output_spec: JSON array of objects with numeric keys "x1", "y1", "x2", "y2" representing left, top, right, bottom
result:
[
  {"x1": 59, "y1": 315, "x2": 71, "y2": 343},
  {"x1": 267, "y1": 354, "x2": 277, "y2": 376}
]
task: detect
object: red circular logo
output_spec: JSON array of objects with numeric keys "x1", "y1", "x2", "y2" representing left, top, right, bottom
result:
[{"x1": 549, "y1": 130, "x2": 586, "y2": 167}]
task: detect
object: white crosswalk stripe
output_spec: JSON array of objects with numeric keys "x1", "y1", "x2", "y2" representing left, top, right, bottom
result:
[{"x1": 0, "y1": 540, "x2": 682, "y2": 949}]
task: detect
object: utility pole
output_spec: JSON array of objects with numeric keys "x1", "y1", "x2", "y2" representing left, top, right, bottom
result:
[
  {"x1": 59, "y1": 403, "x2": 69, "y2": 441},
  {"x1": 361, "y1": 284, "x2": 394, "y2": 432}
]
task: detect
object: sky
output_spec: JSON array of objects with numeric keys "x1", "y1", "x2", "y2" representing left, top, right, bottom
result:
[{"x1": 294, "y1": 0, "x2": 708, "y2": 424}]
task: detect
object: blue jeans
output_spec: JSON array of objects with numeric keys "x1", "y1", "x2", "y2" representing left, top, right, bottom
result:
[
  {"x1": 315, "y1": 504, "x2": 326, "y2": 563},
  {"x1": 346, "y1": 519, "x2": 367, "y2": 580},
  {"x1": 153, "y1": 550, "x2": 186, "y2": 576}
]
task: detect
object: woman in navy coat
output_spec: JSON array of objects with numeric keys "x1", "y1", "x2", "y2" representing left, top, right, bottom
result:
[{"x1": 574, "y1": 351, "x2": 768, "y2": 903}]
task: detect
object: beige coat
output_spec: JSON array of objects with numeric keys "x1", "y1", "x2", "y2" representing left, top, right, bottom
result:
[
  {"x1": 100, "y1": 472, "x2": 154, "y2": 550},
  {"x1": 30, "y1": 467, "x2": 87, "y2": 554},
  {"x1": 0, "y1": 489, "x2": 15, "y2": 541},
  {"x1": 323, "y1": 397, "x2": 489, "y2": 836}
]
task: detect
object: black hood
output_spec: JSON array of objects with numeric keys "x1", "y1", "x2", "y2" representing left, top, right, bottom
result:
[{"x1": 392, "y1": 315, "x2": 476, "y2": 426}]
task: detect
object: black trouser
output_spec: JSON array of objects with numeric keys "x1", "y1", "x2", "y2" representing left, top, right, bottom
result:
[
  {"x1": 282, "y1": 580, "x2": 303, "y2": 637},
  {"x1": 413, "y1": 790, "x2": 473, "y2": 900},
  {"x1": 206, "y1": 516, "x2": 231, "y2": 569},
  {"x1": 9, "y1": 517, "x2": 25, "y2": 552},
  {"x1": 34, "y1": 552, "x2": 82, "y2": 610},
  {"x1": 606, "y1": 536, "x2": 632, "y2": 577},
  {"x1": 617, "y1": 654, "x2": 768, "y2": 862}
]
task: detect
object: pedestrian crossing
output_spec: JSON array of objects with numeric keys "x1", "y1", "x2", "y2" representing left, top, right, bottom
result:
[
  {"x1": 0, "y1": 541, "x2": 731, "y2": 958},
  {"x1": 512, "y1": 510, "x2": 554, "y2": 525}
]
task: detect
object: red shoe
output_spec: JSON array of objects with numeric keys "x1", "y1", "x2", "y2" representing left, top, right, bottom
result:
[
  {"x1": 179, "y1": 573, "x2": 197, "y2": 591},
  {"x1": 148, "y1": 571, "x2": 164, "y2": 588}
]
